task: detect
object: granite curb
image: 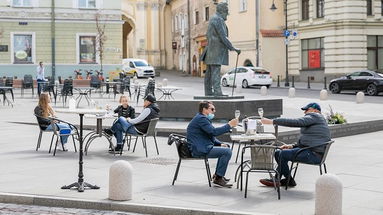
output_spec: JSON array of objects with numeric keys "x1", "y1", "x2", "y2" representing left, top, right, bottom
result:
[{"x1": 0, "y1": 192, "x2": 262, "y2": 215}]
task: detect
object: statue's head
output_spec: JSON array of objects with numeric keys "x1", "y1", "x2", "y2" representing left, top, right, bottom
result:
[{"x1": 216, "y1": 2, "x2": 229, "y2": 21}]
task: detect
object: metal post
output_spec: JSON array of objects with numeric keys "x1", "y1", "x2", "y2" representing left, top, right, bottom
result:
[
  {"x1": 277, "y1": 75, "x2": 280, "y2": 87},
  {"x1": 51, "y1": 0, "x2": 56, "y2": 82},
  {"x1": 187, "y1": 0, "x2": 191, "y2": 75},
  {"x1": 307, "y1": 76, "x2": 311, "y2": 89},
  {"x1": 255, "y1": 0, "x2": 260, "y2": 66},
  {"x1": 324, "y1": 77, "x2": 327, "y2": 89},
  {"x1": 284, "y1": 0, "x2": 289, "y2": 87},
  {"x1": 292, "y1": 76, "x2": 295, "y2": 88}
]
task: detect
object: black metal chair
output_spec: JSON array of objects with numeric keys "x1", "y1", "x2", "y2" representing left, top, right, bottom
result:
[
  {"x1": 21, "y1": 75, "x2": 34, "y2": 97},
  {"x1": 168, "y1": 133, "x2": 212, "y2": 187},
  {"x1": 285, "y1": 140, "x2": 335, "y2": 190},
  {"x1": 90, "y1": 75, "x2": 102, "y2": 91},
  {"x1": 237, "y1": 144, "x2": 280, "y2": 199},
  {"x1": 58, "y1": 79, "x2": 73, "y2": 106},
  {"x1": 34, "y1": 114, "x2": 78, "y2": 156},
  {"x1": 123, "y1": 118, "x2": 159, "y2": 157}
]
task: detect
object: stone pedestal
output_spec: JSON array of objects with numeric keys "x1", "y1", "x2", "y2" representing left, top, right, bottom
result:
[
  {"x1": 109, "y1": 160, "x2": 133, "y2": 201},
  {"x1": 315, "y1": 174, "x2": 342, "y2": 215}
]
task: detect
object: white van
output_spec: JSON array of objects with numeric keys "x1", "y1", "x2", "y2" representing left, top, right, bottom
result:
[{"x1": 122, "y1": 58, "x2": 155, "y2": 78}]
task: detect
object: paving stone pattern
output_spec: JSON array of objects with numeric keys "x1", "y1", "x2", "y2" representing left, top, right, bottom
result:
[{"x1": 0, "y1": 203, "x2": 147, "y2": 215}]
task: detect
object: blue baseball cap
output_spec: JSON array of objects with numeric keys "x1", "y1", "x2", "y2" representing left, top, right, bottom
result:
[{"x1": 301, "y1": 102, "x2": 321, "y2": 112}]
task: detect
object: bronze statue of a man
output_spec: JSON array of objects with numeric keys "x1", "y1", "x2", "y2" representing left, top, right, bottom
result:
[{"x1": 201, "y1": 2, "x2": 241, "y2": 96}]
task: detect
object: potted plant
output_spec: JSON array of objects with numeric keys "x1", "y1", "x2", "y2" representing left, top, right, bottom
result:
[{"x1": 326, "y1": 105, "x2": 347, "y2": 124}]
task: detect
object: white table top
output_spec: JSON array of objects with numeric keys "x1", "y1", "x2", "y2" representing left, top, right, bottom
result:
[
  {"x1": 55, "y1": 108, "x2": 107, "y2": 115},
  {"x1": 156, "y1": 86, "x2": 181, "y2": 90},
  {"x1": 230, "y1": 133, "x2": 276, "y2": 142},
  {"x1": 84, "y1": 113, "x2": 117, "y2": 119}
]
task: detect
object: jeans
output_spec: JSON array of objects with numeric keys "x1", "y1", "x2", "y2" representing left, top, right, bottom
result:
[
  {"x1": 37, "y1": 79, "x2": 45, "y2": 96},
  {"x1": 275, "y1": 148, "x2": 322, "y2": 178},
  {"x1": 46, "y1": 123, "x2": 72, "y2": 144},
  {"x1": 111, "y1": 117, "x2": 137, "y2": 145},
  {"x1": 206, "y1": 146, "x2": 232, "y2": 177}
]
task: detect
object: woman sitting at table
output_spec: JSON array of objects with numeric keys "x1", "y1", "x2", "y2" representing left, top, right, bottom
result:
[
  {"x1": 105, "y1": 95, "x2": 135, "y2": 151},
  {"x1": 34, "y1": 93, "x2": 73, "y2": 151}
]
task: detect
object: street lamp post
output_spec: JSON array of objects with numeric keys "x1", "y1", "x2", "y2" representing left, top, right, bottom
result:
[{"x1": 271, "y1": 0, "x2": 289, "y2": 87}]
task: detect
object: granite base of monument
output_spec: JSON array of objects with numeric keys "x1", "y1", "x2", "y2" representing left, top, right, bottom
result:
[
  {"x1": 193, "y1": 95, "x2": 245, "y2": 100},
  {"x1": 157, "y1": 98, "x2": 282, "y2": 121}
]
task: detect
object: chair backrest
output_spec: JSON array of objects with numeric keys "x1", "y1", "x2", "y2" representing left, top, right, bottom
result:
[
  {"x1": 24, "y1": 75, "x2": 33, "y2": 84},
  {"x1": 320, "y1": 140, "x2": 334, "y2": 165},
  {"x1": 5, "y1": 77, "x2": 13, "y2": 87},
  {"x1": 58, "y1": 76, "x2": 62, "y2": 84},
  {"x1": 145, "y1": 118, "x2": 159, "y2": 136},
  {"x1": 250, "y1": 145, "x2": 277, "y2": 170},
  {"x1": 34, "y1": 114, "x2": 58, "y2": 134},
  {"x1": 90, "y1": 75, "x2": 100, "y2": 85},
  {"x1": 62, "y1": 79, "x2": 73, "y2": 94}
]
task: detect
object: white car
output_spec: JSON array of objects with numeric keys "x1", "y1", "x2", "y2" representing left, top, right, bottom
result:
[
  {"x1": 221, "y1": 66, "x2": 273, "y2": 88},
  {"x1": 122, "y1": 58, "x2": 155, "y2": 78}
]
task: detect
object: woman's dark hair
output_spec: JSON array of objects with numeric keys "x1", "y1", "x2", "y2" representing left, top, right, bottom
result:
[{"x1": 199, "y1": 101, "x2": 213, "y2": 113}]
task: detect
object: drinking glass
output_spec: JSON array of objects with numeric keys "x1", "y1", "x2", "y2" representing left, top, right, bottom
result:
[
  {"x1": 234, "y1": 110, "x2": 240, "y2": 119},
  {"x1": 258, "y1": 108, "x2": 264, "y2": 118}
]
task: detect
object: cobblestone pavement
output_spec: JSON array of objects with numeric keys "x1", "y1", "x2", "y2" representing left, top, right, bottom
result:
[{"x1": 0, "y1": 203, "x2": 148, "y2": 215}]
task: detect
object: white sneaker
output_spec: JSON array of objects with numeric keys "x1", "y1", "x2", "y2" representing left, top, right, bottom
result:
[{"x1": 62, "y1": 144, "x2": 68, "y2": 151}]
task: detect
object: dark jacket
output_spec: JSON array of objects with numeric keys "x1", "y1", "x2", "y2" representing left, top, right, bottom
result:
[
  {"x1": 34, "y1": 105, "x2": 52, "y2": 130},
  {"x1": 273, "y1": 112, "x2": 331, "y2": 153},
  {"x1": 114, "y1": 105, "x2": 135, "y2": 118},
  {"x1": 134, "y1": 103, "x2": 160, "y2": 134},
  {"x1": 186, "y1": 113, "x2": 231, "y2": 157}
]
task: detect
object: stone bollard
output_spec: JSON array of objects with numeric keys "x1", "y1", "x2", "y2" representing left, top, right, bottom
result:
[
  {"x1": 288, "y1": 87, "x2": 295, "y2": 98},
  {"x1": 356, "y1": 91, "x2": 364, "y2": 104},
  {"x1": 260, "y1": 86, "x2": 267, "y2": 96},
  {"x1": 320, "y1": 89, "x2": 328, "y2": 100},
  {"x1": 315, "y1": 174, "x2": 342, "y2": 215},
  {"x1": 109, "y1": 160, "x2": 133, "y2": 201},
  {"x1": 162, "y1": 78, "x2": 168, "y2": 87}
]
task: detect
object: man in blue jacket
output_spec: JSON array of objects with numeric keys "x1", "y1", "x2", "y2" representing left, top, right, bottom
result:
[
  {"x1": 187, "y1": 101, "x2": 238, "y2": 188},
  {"x1": 259, "y1": 102, "x2": 331, "y2": 187}
]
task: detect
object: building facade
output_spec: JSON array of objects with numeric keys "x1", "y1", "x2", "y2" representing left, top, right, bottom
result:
[
  {"x1": 0, "y1": 0, "x2": 123, "y2": 78},
  {"x1": 285, "y1": 0, "x2": 383, "y2": 82}
]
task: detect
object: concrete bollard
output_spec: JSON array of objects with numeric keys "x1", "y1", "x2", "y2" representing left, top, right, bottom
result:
[
  {"x1": 356, "y1": 91, "x2": 364, "y2": 104},
  {"x1": 288, "y1": 87, "x2": 295, "y2": 98},
  {"x1": 162, "y1": 78, "x2": 168, "y2": 87},
  {"x1": 320, "y1": 89, "x2": 328, "y2": 100},
  {"x1": 315, "y1": 174, "x2": 343, "y2": 215},
  {"x1": 260, "y1": 86, "x2": 267, "y2": 96},
  {"x1": 109, "y1": 160, "x2": 133, "y2": 201}
]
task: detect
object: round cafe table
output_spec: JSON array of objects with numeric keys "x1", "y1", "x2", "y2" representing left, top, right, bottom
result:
[{"x1": 55, "y1": 108, "x2": 107, "y2": 192}]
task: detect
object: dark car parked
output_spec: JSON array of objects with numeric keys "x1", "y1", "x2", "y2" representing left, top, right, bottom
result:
[{"x1": 329, "y1": 70, "x2": 383, "y2": 96}]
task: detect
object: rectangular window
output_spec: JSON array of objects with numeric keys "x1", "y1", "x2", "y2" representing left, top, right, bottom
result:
[
  {"x1": 79, "y1": 36, "x2": 96, "y2": 64},
  {"x1": 12, "y1": 0, "x2": 32, "y2": 7},
  {"x1": 367, "y1": 0, "x2": 372, "y2": 15},
  {"x1": 195, "y1": 11, "x2": 199, "y2": 25},
  {"x1": 79, "y1": 0, "x2": 96, "y2": 9},
  {"x1": 205, "y1": 7, "x2": 209, "y2": 21},
  {"x1": 367, "y1": 36, "x2": 383, "y2": 71},
  {"x1": 301, "y1": 37, "x2": 324, "y2": 69},
  {"x1": 302, "y1": 0, "x2": 309, "y2": 20},
  {"x1": 13, "y1": 34, "x2": 33, "y2": 64},
  {"x1": 317, "y1": 0, "x2": 324, "y2": 18},
  {"x1": 239, "y1": 0, "x2": 247, "y2": 12}
]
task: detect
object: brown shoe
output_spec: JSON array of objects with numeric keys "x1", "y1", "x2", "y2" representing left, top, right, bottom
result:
[
  {"x1": 213, "y1": 177, "x2": 232, "y2": 188},
  {"x1": 259, "y1": 178, "x2": 280, "y2": 187},
  {"x1": 212, "y1": 174, "x2": 230, "y2": 182}
]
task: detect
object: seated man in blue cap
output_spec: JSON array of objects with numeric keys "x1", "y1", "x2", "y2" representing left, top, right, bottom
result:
[{"x1": 259, "y1": 102, "x2": 331, "y2": 187}]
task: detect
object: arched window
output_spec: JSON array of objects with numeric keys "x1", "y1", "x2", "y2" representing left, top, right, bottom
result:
[{"x1": 243, "y1": 59, "x2": 253, "y2": 67}]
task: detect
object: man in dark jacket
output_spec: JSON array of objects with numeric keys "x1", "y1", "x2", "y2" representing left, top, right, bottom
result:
[
  {"x1": 259, "y1": 102, "x2": 330, "y2": 187},
  {"x1": 187, "y1": 101, "x2": 238, "y2": 187},
  {"x1": 105, "y1": 94, "x2": 160, "y2": 151}
]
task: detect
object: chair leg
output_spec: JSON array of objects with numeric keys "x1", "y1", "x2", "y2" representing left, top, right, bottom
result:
[
  {"x1": 204, "y1": 159, "x2": 212, "y2": 187},
  {"x1": 36, "y1": 131, "x2": 43, "y2": 151},
  {"x1": 133, "y1": 137, "x2": 138, "y2": 152},
  {"x1": 286, "y1": 162, "x2": 295, "y2": 190},
  {"x1": 154, "y1": 136, "x2": 159, "y2": 155},
  {"x1": 235, "y1": 141, "x2": 242, "y2": 163},
  {"x1": 143, "y1": 136, "x2": 148, "y2": 157},
  {"x1": 48, "y1": 134, "x2": 55, "y2": 153},
  {"x1": 319, "y1": 165, "x2": 323, "y2": 175},
  {"x1": 172, "y1": 159, "x2": 182, "y2": 185},
  {"x1": 245, "y1": 171, "x2": 250, "y2": 198},
  {"x1": 293, "y1": 163, "x2": 299, "y2": 179},
  {"x1": 53, "y1": 136, "x2": 59, "y2": 156},
  {"x1": 127, "y1": 136, "x2": 132, "y2": 151},
  {"x1": 72, "y1": 135, "x2": 77, "y2": 152},
  {"x1": 323, "y1": 163, "x2": 327, "y2": 174}
]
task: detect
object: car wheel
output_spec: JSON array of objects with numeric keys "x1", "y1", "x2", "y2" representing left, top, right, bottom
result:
[
  {"x1": 329, "y1": 82, "x2": 341, "y2": 94},
  {"x1": 222, "y1": 78, "x2": 228, "y2": 87},
  {"x1": 366, "y1": 83, "x2": 378, "y2": 96},
  {"x1": 242, "y1": 79, "x2": 249, "y2": 88}
]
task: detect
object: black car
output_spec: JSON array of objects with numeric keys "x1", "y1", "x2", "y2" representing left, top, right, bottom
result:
[{"x1": 329, "y1": 70, "x2": 383, "y2": 96}]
